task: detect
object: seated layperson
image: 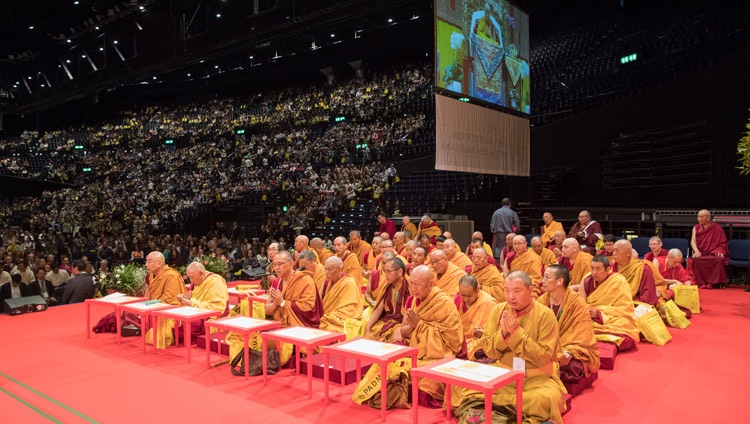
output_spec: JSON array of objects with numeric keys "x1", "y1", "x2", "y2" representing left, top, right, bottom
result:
[
  {"x1": 0, "y1": 273, "x2": 30, "y2": 305},
  {"x1": 319, "y1": 256, "x2": 363, "y2": 333},
  {"x1": 453, "y1": 271, "x2": 567, "y2": 424},
  {"x1": 62, "y1": 259, "x2": 95, "y2": 304},
  {"x1": 538, "y1": 264, "x2": 600, "y2": 385},
  {"x1": 579, "y1": 256, "x2": 639, "y2": 351}
]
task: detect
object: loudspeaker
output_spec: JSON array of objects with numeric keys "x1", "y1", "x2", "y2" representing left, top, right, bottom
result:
[
  {"x1": 4, "y1": 295, "x2": 48, "y2": 315},
  {"x1": 242, "y1": 267, "x2": 271, "y2": 280}
]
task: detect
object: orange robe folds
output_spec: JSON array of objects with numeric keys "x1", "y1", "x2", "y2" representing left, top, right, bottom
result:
[
  {"x1": 147, "y1": 266, "x2": 186, "y2": 305},
  {"x1": 454, "y1": 289, "x2": 497, "y2": 358},
  {"x1": 402, "y1": 222, "x2": 418, "y2": 240},
  {"x1": 317, "y1": 249, "x2": 334, "y2": 265},
  {"x1": 347, "y1": 241, "x2": 372, "y2": 267},
  {"x1": 612, "y1": 259, "x2": 662, "y2": 306},
  {"x1": 690, "y1": 221, "x2": 728, "y2": 286},
  {"x1": 541, "y1": 220, "x2": 564, "y2": 247},
  {"x1": 560, "y1": 252, "x2": 593, "y2": 287},
  {"x1": 272, "y1": 270, "x2": 323, "y2": 328},
  {"x1": 509, "y1": 251, "x2": 543, "y2": 297},
  {"x1": 538, "y1": 289, "x2": 600, "y2": 379},
  {"x1": 366, "y1": 281, "x2": 411, "y2": 342},
  {"x1": 339, "y1": 251, "x2": 363, "y2": 286},
  {"x1": 535, "y1": 248, "x2": 558, "y2": 269},
  {"x1": 449, "y1": 252, "x2": 473, "y2": 270},
  {"x1": 311, "y1": 263, "x2": 327, "y2": 297},
  {"x1": 435, "y1": 261, "x2": 466, "y2": 297},
  {"x1": 583, "y1": 272, "x2": 640, "y2": 348},
  {"x1": 471, "y1": 264, "x2": 505, "y2": 303},
  {"x1": 319, "y1": 275, "x2": 363, "y2": 333}
]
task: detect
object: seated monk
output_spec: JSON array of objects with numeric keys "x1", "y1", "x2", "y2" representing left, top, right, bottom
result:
[
  {"x1": 690, "y1": 209, "x2": 728, "y2": 289},
  {"x1": 455, "y1": 275, "x2": 497, "y2": 359},
  {"x1": 538, "y1": 265, "x2": 600, "y2": 385},
  {"x1": 346, "y1": 230, "x2": 371, "y2": 269},
  {"x1": 310, "y1": 237, "x2": 334, "y2": 266},
  {"x1": 293, "y1": 235, "x2": 316, "y2": 268},
  {"x1": 655, "y1": 248, "x2": 692, "y2": 289},
  {"x1": 465, "y1": 231, "x2": 494, "y2": 258},
  {"x1": 468, "y1": 248, "x2": 505, "y2": 303},
  {"x1": 435, "y1": 235, "x2": 447, "y2": 250},
  {"x1": 579, "y1": 255, "x2": 639, "y2": 351},
  {"x1": 504, "y1": 235, "x2": 543, "y2": 298},
  {"x1": 393, "y1": 232, "x2": 408, "y2": 257},
  {"x1": 416, "y1": 215, "x2": 442, "y2": 244},
  {"x1": 548, "y1": 230, "x2": 567, "y2": 259},
  {"x1": 530, "y1": 236, "x2": 557, "y2": 269},
  {"x1": 319, "y1": 256, "x2": 363, "y2": 333},
  {"x1": 365, "y1": 258, "x2": 411, "y2": 342},
  {"x1": 177, "y1": 261, "x2": 229, "y2": 344},
  {"x1": 498, "y1": 232, "x2": 516, "y2": 266},
  {"x1": 444, "y1": 239, "x2": 472, "y2": 270},
  {"x1": 611, "y1": 239, "x2": 665, "y2": 306},
  {"x1": 418, "y1": 235, "x2": 436, "y2": 257},
  {"x1": 364, "y1": 252, "x2": 396, "y2": 308},
  {"x1": 401, "y1": 216, "x2": 418, "y2": 240},
  {"x1": 560, "y1": 238, "x2": 593, "y2": 287},
  {"x1": 596, "y1": 234, "x2": 616, "y2": 261},
  {"x1": 333, "y1": 236, "x2": 362, "y2": 286},
  {"x1": 453, "y1": 271, "x2": 567, "y2": 424},
  {"x1": 645, "y1": 236, "x2": 668, "y2": 262},
  {"x1": 298, "y1": 250, "x2": 326, "y2": 296},
  {"x1": 540, "y1": 211, "x2": 564, "y2": 248},
  {"x1": 407, "y1": 246, "x2": 428, "y2": 276},
  {"x1": 265, "y1": 250, "x2": 323, "y2": 329},
  {"x1": 145, "y1": 251, "x2": 187, "y2": 349},
  {"x1": 429, "y1": 249, "x2": 466, "y2": 297},
  {"x1": 469, "y1": 239, "x2": 500, "y2": 269},
  {"x1": 403, "y1": 240, "x2": 418, "y2": 264},
  {"x1": 362, "y1": 236, "x2": 383, "y2": 282},
  {"x1": 400, "y1": 265, "x2": 463, "y2": 406},
  {"x1": 378, "y1": 239, "x2": 408, "y2": 268}
]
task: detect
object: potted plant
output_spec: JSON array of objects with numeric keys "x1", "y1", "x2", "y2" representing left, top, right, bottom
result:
[
  {"x1": 102, "y1": 263, "x2": 148, "y2": 296},
  {"x1": 193, "y1": 254, "x2": 229, "y2": 276}
]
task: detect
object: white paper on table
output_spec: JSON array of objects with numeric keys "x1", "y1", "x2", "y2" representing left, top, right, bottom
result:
[
  {"x1": 102, "y1": 292, "x2": 126, "y2": 299},
  {"x1": 218, "y1": 316, "x2": 270, "y2": 329},
  {"x1": 432, "y1": 359, "x2": 511, "y2": 383},
  {"x1": 163, "y1": 306, "x2": 215, "y2": 317},
  {"x1": 98, "y1": 295, "x2": 142, "y2": 304},
  {"x1": 270, "y1": 326, "x2": 334, "y2": 341},
  {"x1": 125, "y1": 302, "x2": 170, "y2": 311},
  {"x1": 336, "y1": 338, "x2": 403, "y2": 355}
]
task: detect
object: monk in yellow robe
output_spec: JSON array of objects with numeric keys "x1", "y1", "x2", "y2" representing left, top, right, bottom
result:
[
  {"x1": 365, "y1": 258, "x2": 411, "y2": 342},
  {"x1": 505, "y1": 235, "x2": 543, "y2": 298},
  {"x1": 611, "y1": 240, "x2": 664, "y2": 306},
  {"x1": 540, "y1": 212, "x2": 564, "y2": 247},
  {"x1": 319, "y1": 256, "x2": 363, "y2": 333},
  {"x1": 560, "y1": 238, "x2": 593, "y2": 287},
  {"x1": 416, "y1": 215, "x2": 442, "y2": 243},
  {"x1": 364, "y1": 252, "x2": 397, "y2": 308},
  {"x1": 539, "y1": 264, "x2": 600, "y2": 384},
  {"x1": 465, "y1": 231, "x2": 494, "y2": 258},
  {"x1": 469, "y1": 248, "x2": 505, "y2": 303},
  {"x1": 145, "y1": 251, "x2": 187, "y2": 349},
  {"x1": 362, "y1": 236, "x2": 382, "y2": 282},
  {"x1": 400, "y1": 216, "x2": 418, "y2": 240},
  {"x1": 400, "y1": 265, "x2": 463, "y2": 405},
  {"x1": 293, "y1": 235, "x2": 317, "y2": 267},
  {"x1": 455, "y1": 275, "x2": 497, "y2": 359},
  {"x1": 346, "y1": 230, "x2": 371, "y2": 268},
  {"x1": 453, "y1": 270, "x2": 567, "y2": 424},
  {"x1": 265, "y1": 250, "x2": 323, "y2": 329},
  {"x1": 311, "y1": 237, "x2": 334, "y2": 266},
  {"x1": 579, "y1": 255, "x2": 639, "y2": 351},
  {"x1": 298, "y1": 250, "x2": 326, "y2": 296},
  {"x1": 531, "y1": 236, "x2": 558, "y2": 269},
  {"x1": 444, "y1": 239, "x2": 472, "y2": 270},
  {"x1": 177, "y1": 261, "x2": 229, "y2": 343},
  {"x1": 429, "y1": 249, "x2": 466, "y2": 297},
  {"x1": 334, "y1": 236, "x2": 362, "y2": 286}
]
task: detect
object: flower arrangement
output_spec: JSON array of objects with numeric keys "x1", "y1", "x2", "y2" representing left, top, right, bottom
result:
[
  {"x1": 738, "y1": 118, "x2": 750, "y2": 175},
  {"x1": 102, "y1": 263, "x2": 148, "y2": 296},
  {"x1": 194, "y1": 254, "x2": 229, "y2": 275}
]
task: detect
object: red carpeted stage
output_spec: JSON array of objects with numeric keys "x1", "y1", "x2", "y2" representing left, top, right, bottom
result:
[{"x1": 1, "y1": 289, "x2": 747, "y2": 423}]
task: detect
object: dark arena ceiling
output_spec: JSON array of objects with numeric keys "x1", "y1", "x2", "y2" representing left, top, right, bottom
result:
[{"x1": 0, "y1": 0, "x2": 562, "y2": 124}]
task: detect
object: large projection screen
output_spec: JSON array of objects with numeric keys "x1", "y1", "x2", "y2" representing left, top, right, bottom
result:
[{"x1": 435, "y1": 94, "x2": 530, "y2": 176}]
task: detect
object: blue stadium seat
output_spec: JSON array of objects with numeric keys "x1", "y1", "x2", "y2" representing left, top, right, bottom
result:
[
  {"x1": 728, "y1": 240, "x2": 750, "y2": 284},
  {"x1": 630, "y1": 237, "x2": 650, "y2": 258},
  {"x1": 525, "y1": 234, "x2": 540, "y2": 245},
  {"x1": 662, "y1": 238, "x2": 690, "y2": 259}
]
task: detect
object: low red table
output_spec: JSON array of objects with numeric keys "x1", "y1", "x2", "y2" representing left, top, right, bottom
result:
[
  {"x1": 204, "y1": 316, "x2": 281, "y2": 378},
  {"x1": 261, "y1": 327, "x2": 346, "y2": 399},
  {"x1": 151, "y1": 306, "x2": 223, "y2": 362},
  {"x1": 84, "y1": 295, "x2": 146, "y2": 341},
  {"x1": 118, "y1": 301, "x2": 178, "y2": 353},
  {"x1": 410, "y1": 356, "x2": 524, "y2": 424},
  {"x1": 322, "y1": 337, "x2": 418, "y2": 423}
]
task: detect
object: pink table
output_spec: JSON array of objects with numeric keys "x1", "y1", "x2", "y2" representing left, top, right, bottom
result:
[
  {"x1": 118, "y1": 301, "x2": 178, "y2": 353},
  {"x1": 204, "y1": 316, "x2": 281, "y2": 378},
  {"x1": 151, "y1": 306, "x2": 223, "y2": 362},
  {"x1": 84, "y1": 295, "x2": 146, "y2": 342},
  {"x1": 261, "y1": 327, "x2": 346, "y2": 399},
  {"x1": 322, "y1": 337, "x2": 418, "y2": 423},
  {"x1": 410, "y1": 356, "x2": 524, "y2": 424}
]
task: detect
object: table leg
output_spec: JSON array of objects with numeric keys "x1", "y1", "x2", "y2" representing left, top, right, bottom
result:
[
  {"x1": 205, "y1": 324, "x2": 212, "y2": 369},
  {"x1": 306, "y1": 343, "x2": 312, "y2": 399},
  {"x1": 244, "y1": 332, "x2": 250, "y2": 379},
  {"x1": 356, "y1": 359, "x2": 362, "y2": 383},
  {"x1": 515, "y1": 376, "x2": 523, "y2": 424},
  {"x1": 324, "y1": 352, "x2": 330, "y2": 405},
  {"x1": 152, "y1": 315, "x2": 158, "y2": 355},
  {"x1": 380, "y1": 362, "x2": 387, "y2": 423},
  {"x1": 485, "y1": 388, "x2": 493, "y2": 424},
  {"x1": 411, "y1": 374, "x2": 419, "y2": 424},
  {"x1": 445, "y1": 384, "x2": 452, "y2": 418},
  {"x1": 295, "y1": 343, "x2": 301, "y2": 375},
  {"x1": 115, "y1": 307, "x2": 122, "y2": 345},
  {"x1": 262, "y1": 337, "x2": 268, "y2": 385},
  {"x1": 141, "y1": 315, "x2": 147, "y2": 354},
  {"x1": 186, "y1": 320, "x2": 192, "y2": 363},
  {"x1": 340, "y1": 354, "x2": 346, "y2": 387},
  {"x1": 86, "y1": 303, "x2": 91, "y2": 339}
]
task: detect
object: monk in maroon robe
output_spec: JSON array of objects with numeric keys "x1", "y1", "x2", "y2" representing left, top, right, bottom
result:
[{"x1": 689, "y1": 210, "x2": 728, "y2": 289}]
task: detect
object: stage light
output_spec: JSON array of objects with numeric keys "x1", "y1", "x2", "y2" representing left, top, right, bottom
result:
[
  {"x1": 29, "y1": 26, "x2": 34, "y2": 30},
  {"x1": 216, "y1": 13, "x2": 221, "y2": 18}
]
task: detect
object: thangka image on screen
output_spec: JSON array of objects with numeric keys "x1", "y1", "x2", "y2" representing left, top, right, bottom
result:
[{"x1": 435, "y1": 0, "x2": 530, "y2": 114}]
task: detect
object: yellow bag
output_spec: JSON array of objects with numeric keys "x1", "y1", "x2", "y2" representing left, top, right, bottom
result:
[
  {"x1": 635, "y1": 309, "x2": 672, "y2": 346},
  {"x1": 343, "y1": 318, "x2": 364, "y2": 340},
  {"x1": 672, "y1": 285, "x2": 700, "y2": 314},
  {"x1": 663, "y1": 300, "x2": 691, "y2": 329},
  {"x1": 351, "y1": 357, "x2": 412, "y2": 408}
]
